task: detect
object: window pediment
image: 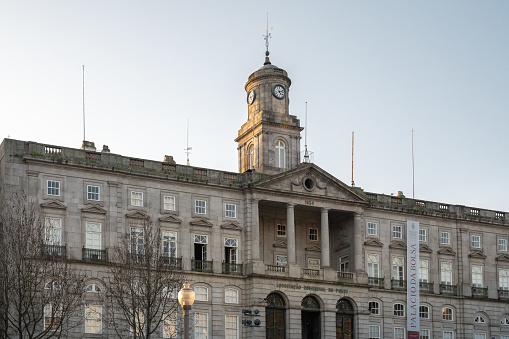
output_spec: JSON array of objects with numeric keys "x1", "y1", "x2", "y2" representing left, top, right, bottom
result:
[
  {"x1": 364, "y1": 238, "x2": 383, "y2": 247},
  {"x1": 126, "y1": 210, "x2": 149, "y2": 219},
  {"x1": 81, "y1": 205, "x2": 107, "y2": 214},
  {"x1": 158, "y1": 214, "x2": 182, "y2": 224},
  {"x1": 334, "y1": 242, "x2": 350, "y2": 252},
  {"x1": 437, "y1": 247, "x2": 456, "y2": 256},
  {"x1": 190, "y1": 217, "x2": 213, "y2": 227},
  {"x1": 306, "y1": 244, "x2": 322, "y2": 252},
  {"x1": 419, "y1": 244, "x2": 433, "y2": 253},
  {"x1": 220, "y1": 221, "x2": 243, "y2": 230},
  {"x1": 468, "y1": 251, "x2": 486, "y2": 259},
  {"x1": 389, "y1": 241, "x2": 407, "y2": 250},
  {"x1": 273, "y1": 240, "x2": 287, "y2": 248},
  {"x1": 496, "y1": 253, "x2": 509, "y2": 262},
  {"x1": 40, "y1": 200, "x2": 67, "y2": 210}
]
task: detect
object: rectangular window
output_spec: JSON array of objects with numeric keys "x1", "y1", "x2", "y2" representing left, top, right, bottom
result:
[
  {"x1": 367, "y1": 222, "x2": 378, "y2": 236},
  {"x1": 392, "y1": 257, "x2": 404, "y2": 280},
  {"x1": 85, "y1": 222, "x2": 101, "y2": 250},
  {"x1": 472, "y1": 265, "x2": 483, "y2": 287},
  {"x1": 441, "y1": 262, "x2": 452, "y2": 285},
  {"x1": 277, "y1": 224, "x2": 286, "y2": 237},
  {"x1": 419, "y1": 259, "x2": 429, "y2": 283},
  {"x1": 420, "y1": 329, "x2": 430, "y2": 339},
  {"x1": 471, "y1": 235, "x2": 481, "y2": 248},
  {"x1": 44, "y1": 217, "x2": 62, "y2": 245},
  {"x1": 339, "y1": 256, "x2": 349, "y2": 272},
  {"x1": 87, "y1": 185, "x2": 100, "y2": 201},
  {"x1": 195, "y1": 200, "x2": 206, "y2": 214},
  {"x1": 419, "y1": 228, "x2": 427, "y2": 242},
  {"x1": 443, "y1": 331, "x2": 454, "y2": 339},
  {"x1": 309, "y1": 228, "x2": 318, "y2": 241},
  {"x1": 368, "y1": 301, "x2": 379, "y2": 315},
  {"x1": 162, "y1": 231, "x2": 177, "y2": 258},
  {"x1": 441, "y1": 231, "x2": 450, "y2": 245},
  {"x1": 225, "y1": 204, "x2": 236, "y2": 218},
  {"x1": 394, "y1": 327, "x2": 405, "y2": 339},
  {"x1": 130, "y1": 227, "x2": 144, "y2": 254},
  {"x1": 276, "y1": 255, "x2": 287, "y2": 267},
  {"x1": 392, "y1": 225, "x2": 402, "y2": 239},
  {"x1": 499, "y1": 239, "x2": 508, "y2": 252},
  {"x1": 194, "y1": 313, "x2": 208, "y2": 339},
  {"x1": 225, "y1": 315, "x2": 238, "y2": 339},
  {"x1": 163, "y1": 196, "x2": 176, "y2": 211},
  {"x1": 163, "y1": 312, "x2": 177, "y2": 338},
  {"x1": 369, "y1": 325, "x2": 380, "y2": 339},
  {"x1": 500, "y1": 268, "x2": 509, "y2": 290},
  {"x1": 131, "y1": 191, "x2": 143, "y2": 207},
  {"x1": 44, "y1": 303, "x2": 61, "y2": 330},
  {"x1": 85, "y1": 305, "x2": 102, "y2": 334},
  {"x1": 47, "y1": 180, "x2": 60, "y2": 196},
  {"x1": 131, "y1": 312, "x2": 144, "y2": 335},
  {"x1": 367, "y1": 253, "x2": 379, "y2": 278}
]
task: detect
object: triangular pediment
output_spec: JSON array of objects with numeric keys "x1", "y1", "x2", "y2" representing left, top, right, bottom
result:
[
  {"x1": 220, "y1": 221, "x2": 243, "y2": 230},
  {"x1": 437, "y1": 247, "x2": 456, "y2": 256},
  {"x1": 273, "y1": 240, "x2": 287, "y2": 248},
  {"x1": 190, "y1": 217, "x2": 213, "y2": 227},
  {"x1": 496, "y1": 253, "x2": 509, "y2": 262},
  {"x1": 364, "y1": 238, "x2": 383, "y2": 247},
  {"x1": 389, "y1": 241, "x2": 407, "y2": 250},
  {"x1": 469, "y1": 251, "x2": 486, "y2": 259},
  {"x1": 40, "y1": 200, "x2": 67, "y2": 210},
  {"x1": 252, "y1": 163, "x2": 368, "y2": 202},
  {"x1": 334, "y1": 241, "x2": 350, "y2": 252},
  {"x1": 306, "y1": 244, "x2": 322, "y2": 252},
  {"x1": 419, "y1": 244, "x2": 433, "y2": 253},
  {"x1": 126, "y1": 210, "x2": 149, "y2": 219},
  {"x1": 159, "y1": 214, "x2": 182, "y2": 224},
  {"x1": 81, "y1": 205, "x2": 107, "y2": 214}
]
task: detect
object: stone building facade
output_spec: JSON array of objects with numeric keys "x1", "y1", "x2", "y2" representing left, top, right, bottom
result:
[{"x1": 1, "y1": 54, "x2": 509, "y2": 339}]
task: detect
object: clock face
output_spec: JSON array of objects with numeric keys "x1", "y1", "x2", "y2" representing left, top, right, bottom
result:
[
  {"x1": 272, "y1": 84, "x2": 286, "y2": 99},
  {"x1": 247, "y1": 90, "x2": 256, "y2": 105}
]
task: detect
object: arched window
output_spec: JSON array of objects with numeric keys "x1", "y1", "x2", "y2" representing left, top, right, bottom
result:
[
  {"x1": 369, "y1": 301, "x2": 380, "y2": 315},
  {"x1": 275, "y1": 141, "x2": 286, "y2": 169},
  {"x1": 247, "y1": 145, "x2": 254, "y2": 170},
  {"x1": 442, "y1": 307, "x2": 454, "y2": 321},
  {"x1": 474, "y1": 315, "x2": 486, "y2": 323},
  {"x1": 225, "y1": 288, "x2": 239, "y2": 304},
  {"x1": 394, "y1": 303, "x2": 405, "y2": 317},
  {"x1": 86, "y1": 284, "x2": 101, "y2": 293},
  {"x1": 336, "y1": 299, "x2": 354, "y2": 338},
  {"x1": 419, "y1": 305, "x2": 429, "y2": 319},
  {"x1": 266, "y1": 293, "x2": 286, "y2": 339},
  {"x1": 44, "y1": 281, "x2": 61, "y2": 290},
  {"x1": 194, "y1": 286, "x2": 208, "y2": 301}
]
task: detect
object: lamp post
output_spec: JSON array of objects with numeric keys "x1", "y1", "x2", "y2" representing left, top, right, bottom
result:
[{"x1": 178, "y1": 281, "x2": 195, "y2": 339}]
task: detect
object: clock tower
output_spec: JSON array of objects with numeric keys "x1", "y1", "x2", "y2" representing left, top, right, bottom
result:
[{"x1": 235, "y1": 50, "x2": 302, "y2": 175}]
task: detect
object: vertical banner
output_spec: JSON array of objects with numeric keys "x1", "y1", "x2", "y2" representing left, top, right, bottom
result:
[{"x1": 407, "y1": 220, "x2": 420, "y2": 339}]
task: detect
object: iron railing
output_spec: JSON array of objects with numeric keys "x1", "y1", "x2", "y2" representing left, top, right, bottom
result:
[
  {"x1": 472, "y1": 286, "x2": 488, "y2": 299},
  {"x1": 160, "y1": 256, "x2": 182, "y2": 270},
  {"x1": 41, "y1": 244, "x2": 66, "y2": 258},
  {"x1": 440, "y1": 284, "x2": 457, "y2": 296},
  {"x1": 368, "y1": 277, "x2": 385, "y2": 289},
  {"x1": 222, "y1": 262, "x2": 243, "y2": 275},
  {"x1": 498, "y1": 289, "x2": 509, "y2": 300},
  {"x1": 419, "y1": 282, "x2": 434, "y2": 294},
  {"x1": 82, "y1": 248, "x2": 108, "y2": 262},
  {"x1": 391, "y1": 279, "x2": 407, "y2": 291},
  {"x1": 192, "y1": 259, "x2": 213, "y2": 273}
]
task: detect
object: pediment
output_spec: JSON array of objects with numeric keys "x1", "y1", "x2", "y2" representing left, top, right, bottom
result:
[
  {"x1": 252, "y1": 163, "x2": 368, "y2": 202},
  {"x1": 419, "y1": 244, "x2": 433, "y2": 253},
  {"x1": 126, "y1": 210, "x2": 149, "y2": 219},
  {"x1": 364, "y1": 238, "x2": 383, "y2": 247},
  {"x1": 158, "y1": 214, "x2": 182, "y2": 224},
  {"x1": 81, "y1": 205, "x2": 107, "y2": 214},
  {"x1": 389, "y1": 241, "x2": 407, "y2": 250},
  {"x1": 306, "y1": 244, "x2": 322, "y2": 252},
  {"x1": 40, "y1": 200, "x2": 67, "y2": 210},
  {"x1": 437, "y1": 247, "x2": 456, "y2": 256},
  {"x1": 469, "y1": 251, "x2": 486, "y2": 259},
  {"x1": 220, "y1": 221, "x2": 243, "y2": 230},
  {"x1": 190, "y1": 217, "x2": 213, "y2": 227},
  {"x1": 334, "y1": 241, "x2": 350, "y2": 252},
  {"x1": 273, "y1": 240, "x2": 287, "y2": 248},
  {"x1": 496, "y1": 253, "x2": 509, "y2": 262}
]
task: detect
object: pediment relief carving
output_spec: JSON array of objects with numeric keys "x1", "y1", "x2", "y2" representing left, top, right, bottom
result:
[
  {"x1": 220, "y1": 221, "x2": 243, "y2": 230},
  {"x1": 389, "y1": 241, "x2": 407, "y2": 250},
  {"x1": 81, "y1": 205, "x2": 107, "y2": 214},
  {"x1": 190, "y1": 217, "x2": 213, "y2": 227},
  {"x1": 126, "y1": 210, "x2": 149, "y2": 219},
  {"x1": 334, "y1": 242, "x2": 350, "y2": 252},
  {"x1": 468, "y1": 251, "x2": 486, "y2": 259},
  {"x1": 158, "y1": 214, "x2": 182, "y2": 224},
  {"x1": 273, "y1": 240, "x2": 287, "y2": 248},
  {"x1": 437, "y1": 247, "x2": 456, "y2": 256},
  {"x1": 496, "y1": 253, "x2": 509, "y2": 262},
  {"x1": 306, "y1": 244, "x2": 322, "y2": 252},
  {"x1": 364, "y1": 238, "x2": 383, "y2": 247},
  {"x1": 40, "y1": 200, "x2": 67, "y2": 210},
  {"x1": 419, "y1": 244, "x2": 433, "y2": 253}
]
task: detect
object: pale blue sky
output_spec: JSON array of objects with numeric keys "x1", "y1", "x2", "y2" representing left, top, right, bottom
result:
[{"x1": 1, "y1": 1, "x2": 508, "y2": 211}]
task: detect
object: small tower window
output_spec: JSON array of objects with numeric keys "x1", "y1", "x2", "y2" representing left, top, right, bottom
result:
[
  {"x1": 275, "y1": 140, "x2": 286, "y2": 169},
  {"x1": 247, "y1": 145, "x2": 254, "y2": 170}
]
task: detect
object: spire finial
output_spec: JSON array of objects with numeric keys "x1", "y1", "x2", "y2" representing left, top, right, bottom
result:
[{"x1": 263, "y1": 13, "x2": 272, "y2": 65}]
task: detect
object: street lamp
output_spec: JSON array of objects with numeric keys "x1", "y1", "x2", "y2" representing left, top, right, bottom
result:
[{"x1": 178, "y1": 281, "x2": 195, "y2": 339}]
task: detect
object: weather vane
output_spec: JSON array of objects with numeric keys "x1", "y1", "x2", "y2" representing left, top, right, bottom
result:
[{"x1": 263, "y1": 13, "x2": 273, "y2": 65}]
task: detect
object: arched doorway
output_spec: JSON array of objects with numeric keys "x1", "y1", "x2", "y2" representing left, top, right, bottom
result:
[
  {"x1": 336, "y1": 299, "x2": 354, "y2": 339},
  {"x1": 266, "y1": 293, "x2": 286, "y2": 339},
  {"x1": 301, "y1": 295, "x2": 321, "y2": 339}
]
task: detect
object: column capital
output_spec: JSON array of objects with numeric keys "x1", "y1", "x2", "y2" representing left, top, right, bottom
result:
[
  {"x1": 321, "y1": 207, "x2": 330, "y2": 213},
  {"x1": 287, "y1": 203, "x2": 295, "y2": 208},
  {"x1": 249, "y1": 198, "x2": 260, "y2": 204}
]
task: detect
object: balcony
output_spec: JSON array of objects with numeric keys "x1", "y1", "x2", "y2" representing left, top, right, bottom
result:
[
  {"x1": 41, "y1": 244, "x2": 66, "y2": 259},
  {"x1": 472, "y1": 286, "x2": 488, "y2": 299},
  {"x1": 222, "y1": 262, "x2": 243, "y2": 275},
  {"x1": 128, "y1": 253, "x2": 145, "y2": 265},
  {"x1": 368, "y1": 277, "x2": 384, "y2": 289},
  {"x1": 302, "y1": 268, "x2": 322, "y2": 279},
  {"x1": 440, "y1": 283, "x2": 457, "y2": 296},
  {"x1": 160, "y1": 256, "x2": 182, "y2": 270},
  {"x1": 266, "y1": 265, "x2": 286, "y2": 273},
  {"x1": 82, "y1": 248, "x2": 108, "y2": 263},
  {"x1": 498, "y1": 289, "x2": 509, "y2": 300},
  {"x1": 419, "y1": 282, "x2": 434, "y2": 294},
  {"x1": 391, "y1": 279, "x2": 407, "y2": 291},
  {"x1": 192, "y1": 259, "x2": 213, "y2": 273},
  {"x1": 337, "y1": 271, "x2": 354, "y2": 281}
]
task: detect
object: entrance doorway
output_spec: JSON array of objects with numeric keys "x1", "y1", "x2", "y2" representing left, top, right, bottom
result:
[
  {"x1": 301, "y1": 296, "x2": 321, "y2": 339},
  {"x1": 335, "y1": 299, "x2": 354, "y2": 339}
]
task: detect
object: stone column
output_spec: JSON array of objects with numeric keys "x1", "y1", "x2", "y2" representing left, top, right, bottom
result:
[
  {"x1": 251, "y1": 199, "x2": 260, "y2": 261},
  {"x1": 353, "y1": 213, "x2": 363, "y2": 272},
  {"x1": 320, "y1": 208, "x2": 330, "y2": 267},
  {"x1": 287, "y1": 203, "x2": 296, "y2": 264}
]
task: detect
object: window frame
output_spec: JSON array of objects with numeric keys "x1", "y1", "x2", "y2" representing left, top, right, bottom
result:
[
  {"x1": 392, "y1": 224, "x2": 403, "y2": 239},
  {"x1": 162, "y1": 230, "x2": 178, "y2": 258},
  {"x1": 163, "y1": 312, "x2": 177, "y2": 338},
  {"x1": 499, "y1": 238, "x2": 508, "y2": 252},
  {"x1": 394, "y1": 327, "x2": 405, "y2": 339},
  {"x1": 225, "y1": 314, "x2": 239, "y2": 339},
  {"x1": 276, "y1": 254, "x2": 287, "y2": 267},
  {"x1": 471, "y1": 234, "x2": 481, "y2": 249},
  {"x1": 393, "y1": 303, "x2": 405, "y2": 317},
  {"x1": 308, "y1": 228, "x2": 318, "y2": 242},
  {"x1": 85, "y1": 305, "x2": 102, "y2": 334},
  {"x1": 44, "y1": 217, "x2": 62, "y2": 246},
  {"x1": 195, "y1": 199, "x2": 207, "y2": 215},
  {"x1": 276, "y1": 224, "x2": 286, "y2": 238},
  {"x1": 442, "y1": 307, "x2": 454, "y2": 321},
  {"x1": 194, "y1": 312, "x2": 208, "y2": 339},
  {"x1": 275, "y1": 140, "x2": 286, "y2": 169},
  {"x1": 443, "y1": 331, "x2": 454, "y2": 339},
  {"x1": 194, "y1": 286, "x2": 209, "y2": 302},
  {"x1": 369, "y1": 325, "x2": 380, "y2": 339},
  {"x1": 87, "y1": 185, "x2": 100, "y2": 201},
  {"x1": 131, "y1": 191, "x2": 143, "y2": 207},
  {"x1": 225, "y1": 288, "x2": 239, "y2": 304},
  {"x1": 368, "y1": 301, "x2": 380, "y2": 315},
  {"x1": 47, "y1": 180, "x2": 61, "y2": 197},
  {"x1": 85, "y1": 221, "x2": 102, "y2": 250},
  {"x1": 441, "y1": 231, "x2": 451, "y2": 245},
  {"x1": 225, "y1": 203, "x2": 236, "y2": 218},
  {"x1": 419, "y1": 228, "x2": 427, "y2": 242},
  {"x1": 419, "y1": 305, "x2": 429, "y2": 319},
  {"x1": 163, "y1": 195, "x2": 176, "y2": 211},
  {"x1": 441, "y1": 261, "x2": 453, "y2": 285},
  {"x1": 419, "y1": 259, "x2": 429, "y2": 283},
  {"x1": 472, "y1": 264, "x2": 483, "y2": 287},
  {"x1": 367, "y1": 253, "x2": 380, "y2": 278},
  {"x1": 367, "y1": 221, "x2": 378, "y2": 236}
]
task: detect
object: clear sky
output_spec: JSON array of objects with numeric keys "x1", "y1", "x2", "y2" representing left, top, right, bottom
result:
[{"x1": 1, "y1": 1, "x2": 508, "y2": 212}]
